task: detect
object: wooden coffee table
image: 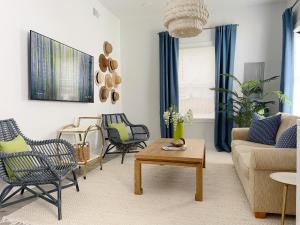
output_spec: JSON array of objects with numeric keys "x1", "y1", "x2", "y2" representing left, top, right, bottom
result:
[{"x1": 134, "y1": 138, "x2": 206, "y2": 201}]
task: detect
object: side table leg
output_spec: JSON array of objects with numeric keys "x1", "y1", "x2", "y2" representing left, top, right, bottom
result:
[
  {"x1": 195, "y1": 163, "x2": 203, "y2": 201},
  {"x1": 83, "y1": 164, "x2": 87, "y2": 179},
  {"x1": 134, "y1": 160, "x2": 143, "y2": 195},
  {"x1": 99, "y1": 156, "x2": 103, "y2": 170},
  {"x1": 281, "y1": 184, "x2": 288, "y2": 225}
]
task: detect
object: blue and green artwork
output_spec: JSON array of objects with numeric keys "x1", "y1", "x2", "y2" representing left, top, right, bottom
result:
[{"x1": 30, "y1": 31, "x2": 94, "y2": 103}]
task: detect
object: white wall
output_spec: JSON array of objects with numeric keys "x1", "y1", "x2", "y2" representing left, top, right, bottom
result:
[
  {"x1": 121, "y1": 2, "x2": 286, "y2": 147},
  {"x1": 0, "y1": 0, "x2": 121, "y2": 140}
]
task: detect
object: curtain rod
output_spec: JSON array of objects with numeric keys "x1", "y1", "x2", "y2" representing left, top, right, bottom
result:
[
  {"x1": 203, "y1": 24, "x2": 239, "y2": 30},
  {"x1": 292, "y1": 0, "x2": 299, "y2": 9}
]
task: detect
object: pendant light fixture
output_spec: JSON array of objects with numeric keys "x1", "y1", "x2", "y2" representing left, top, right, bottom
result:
[{"x1": 163, "y1": 0, "x2": 209, "y2": 38}]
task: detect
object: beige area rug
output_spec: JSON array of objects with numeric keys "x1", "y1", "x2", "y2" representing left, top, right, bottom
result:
[{"x1": 1, "y1": 149, "x2": 296, "y2": 225}]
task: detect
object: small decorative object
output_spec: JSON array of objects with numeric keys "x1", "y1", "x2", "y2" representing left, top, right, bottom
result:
[
  {"x1": 108, "y1": 58, "x2": 118, "y2": 72},
  {"x1": 171, "y1": 138, "x2": 185, "y2": 147},
  {"x1": 99, "y1": 54, "x2": 108, "y2": 72},
  {"x1": 103, "y1": 41, "x2": 113, "y2": 56},
  {"x1": 111, "y1": 89, "x2": 120, "y2": 104},
  {"x1": 74, "y1": 143, "x2": 90, "y2": 162},
  {"x1": 99, "y1": 86, "x2": 109, "y2": 102},
  {"x1": 105, "y1": 74, "x2": 113, "y2": 89},
  {"x1": 163, "y1": 106, "x2": 193, "y2": 140},
  {"x1": 95, "y1": 71, "x2": 104, "y2": 86},
  {"x1": 161, "y1": 143, "x2": 187, "y2": 151},
  {"x1": 163, "y1": 0, "x2": 209, "y2": 38},
  {"x1": 210, "y1": 74, "x2": 290, "y2": 127},
  {"x1": 112, "y1": 72, "x2": 122, "y2": 88}
]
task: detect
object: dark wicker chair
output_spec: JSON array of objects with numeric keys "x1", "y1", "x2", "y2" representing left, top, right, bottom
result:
[
  {"x1": 0, "y1": 119, "x2": 79, "y2": 220},
  {"x1": 102, "y1": 113, "x2": 150, "y2": 163}
]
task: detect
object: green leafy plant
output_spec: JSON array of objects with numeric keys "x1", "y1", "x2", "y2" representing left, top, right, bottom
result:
[{"x1": 210, "y1": 74, "x2": 289, "y2": 127}]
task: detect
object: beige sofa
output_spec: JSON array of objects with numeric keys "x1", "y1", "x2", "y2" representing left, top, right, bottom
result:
[{"x1": 231, "y1": 114, "x2": 297, "y2": 218}]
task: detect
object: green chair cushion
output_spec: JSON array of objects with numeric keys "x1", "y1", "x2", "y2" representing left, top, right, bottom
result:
[
  {"x1": 109, "y1": 123, "x2": 130, "y2": 141},
  {"x1": 0, "y1": 135, "x2": 30, "y2": 177}
]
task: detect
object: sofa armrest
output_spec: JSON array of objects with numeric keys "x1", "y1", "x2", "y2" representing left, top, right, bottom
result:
[
  {"x1": 250, "y1": 148, "x2": 296, "y2": 171},
  {"x1": 232, "y1": 128, "x2": 249, "y2": 141}
]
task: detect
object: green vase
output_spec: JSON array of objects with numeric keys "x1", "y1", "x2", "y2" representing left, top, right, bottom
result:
[{"x1": 173, "y1": 122, "x2": 184, "y2": 140}]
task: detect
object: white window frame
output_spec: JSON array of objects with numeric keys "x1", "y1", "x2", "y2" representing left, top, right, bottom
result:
[{"x1": 178, "y1": 41, "x2": 215, "y2": 122}]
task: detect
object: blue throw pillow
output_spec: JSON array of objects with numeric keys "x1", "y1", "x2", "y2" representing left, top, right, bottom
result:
[
  {"x1": 275, "y1": 125, "x2": 297, "y2": 148},
  {"x1": 248, "y1": 113, "x2": 281, "y2": 145}
]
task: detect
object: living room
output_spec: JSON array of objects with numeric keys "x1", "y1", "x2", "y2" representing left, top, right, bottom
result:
[{"x1": 0, "y1": 0, "x2": 298, "y2": 225}]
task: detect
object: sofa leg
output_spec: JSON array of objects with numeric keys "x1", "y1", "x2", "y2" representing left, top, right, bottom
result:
[{"x1": 255, "y1": 212, "x2": 267, "y2": 219}]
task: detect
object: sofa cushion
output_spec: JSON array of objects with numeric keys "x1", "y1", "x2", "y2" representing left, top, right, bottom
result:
[
  {"x1": 231, "y1": 141, "x2": 273, "y2": 168},
  {"x1": 0, "y1": 135, "x2": 30, "y2": 177},
  {"x1": 232, "y1": 142, "x2": 254, "y2": 166},
  {"x1": 276, "y1": 114, "x2": 299, "y2": 143},
  {"x1": 108, "y1": 122, "x2": 129, "y2": 141},
  {"x1": 276, "y1": 125, "x2": 297, "y2": 148},
  {"x1": 248, "y1": 113, "x2": 281, "y2": 145},
  {"x1": 238, "y1": 152, "x2": 251, "y2": 179},
  {"x1": 232, "y1": 140, "x2": 274, "y2": 149}
]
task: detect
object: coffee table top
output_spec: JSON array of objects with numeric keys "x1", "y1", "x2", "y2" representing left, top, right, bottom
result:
[{"x1": 135, "y1": 138, "x2": 205, "y2": 163}]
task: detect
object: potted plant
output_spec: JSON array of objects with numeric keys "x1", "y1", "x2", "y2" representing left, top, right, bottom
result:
[
  {"x1": 210, "y1": 74, "x2": 289, "y2": 127},
  {"x1": 163, "y1": 106, "x2": 193, "y2": 140}
]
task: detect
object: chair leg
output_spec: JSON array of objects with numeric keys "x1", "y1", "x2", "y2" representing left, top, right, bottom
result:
[
  {"x1": 72, "y1": 171, "x2": 80, "y2": 192},
  {"x1": 103, "y1": 144, "x2": 114, "y2": 158},
  {"x1": 121, "y1": 145, "x2": 131, "y2": 164},
  {"x1": 0, "y1": 185, "x2": 13, "y2": 203},
  {"x1": 121, "y1": 148, "x2": 126, "y2": 164},
  {"x1": 20, "y1": 188, "x2": 25, "y2": 195},
  {"x1": 142, "y1": 141, "x2": 147, "y2": 147},
  {"x1": 57, "y1": 182, "x2": 62, "y2": 220}
]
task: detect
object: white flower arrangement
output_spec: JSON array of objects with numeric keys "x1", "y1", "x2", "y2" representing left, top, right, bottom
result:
[{"x1": 163, "y1": 106, "x2": 193, "y2": 131}]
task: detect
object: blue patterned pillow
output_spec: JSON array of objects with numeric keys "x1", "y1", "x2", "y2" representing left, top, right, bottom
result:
[
  {"x1": 248, "y1": 113, "x2": 281, "y2": 145},
  {"x1": 275, "y1": 125, "x2": 297, "y2": 148}
]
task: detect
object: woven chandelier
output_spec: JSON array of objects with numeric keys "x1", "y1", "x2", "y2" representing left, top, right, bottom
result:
[{"x1": 163, "y1": 0, "x2": 209, "y2": 38}]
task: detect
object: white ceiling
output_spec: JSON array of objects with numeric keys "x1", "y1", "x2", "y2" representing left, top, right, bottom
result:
[{"x1": 99, "y1": 0, "x2": 288, "y2": 18}]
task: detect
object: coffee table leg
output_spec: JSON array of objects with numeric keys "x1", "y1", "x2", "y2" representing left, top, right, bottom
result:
[
  {"x1": 195, "y1": 163, "x2": 203, "y2": 201},
  {"x1": 281, "y1": 184, "x2": 288, "y2": 225},
  {"x1": 134, "y1": 160, "x2": 143, "y2": 195}
]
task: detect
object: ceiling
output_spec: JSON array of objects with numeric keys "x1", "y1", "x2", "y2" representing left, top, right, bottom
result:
[{"x1": 99, "y1": 0, "x2": 288, "y2": 18}]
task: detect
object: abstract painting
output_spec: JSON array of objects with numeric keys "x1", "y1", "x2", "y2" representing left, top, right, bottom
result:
[{"x1": 30, "y1": 31, "x2": 94, "y2": 103}]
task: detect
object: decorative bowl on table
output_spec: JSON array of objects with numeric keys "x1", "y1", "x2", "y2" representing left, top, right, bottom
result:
[{"x1": 161, "y1": 138, "x2": 187, "y2": 151}]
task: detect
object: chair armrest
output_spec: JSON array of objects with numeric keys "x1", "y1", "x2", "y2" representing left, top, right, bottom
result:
[
  {"x1": 0, "y1": 151, "x2": 60, "y2": 180},
  {"x1": 250, "y1": 148, "x2": 296, "y2": 171},
  {"x1": 28, "y1": 139, "x2": 76, "y2": 164},
  {"x1": 232, "y1": 128, "x2": 249, "y2": 141},
  {"x1": 29, "y1": 139, "x2": 74, "y2": 154},
  {"x1": 107, "y1": 128, "x2": 122, "y2": 143},
  {"x1": 130, "y1": 124, "x2": 150, "y2": 139}
]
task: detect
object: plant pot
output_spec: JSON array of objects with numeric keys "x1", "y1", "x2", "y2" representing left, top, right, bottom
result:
[{"x1": 173, "y1": 122, "x2": 184, "y2": 140}]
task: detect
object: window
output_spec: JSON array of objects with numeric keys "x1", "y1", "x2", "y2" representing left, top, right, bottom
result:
[{"x1": 178, "y1": 46, "x2": 215, "y2": 119}]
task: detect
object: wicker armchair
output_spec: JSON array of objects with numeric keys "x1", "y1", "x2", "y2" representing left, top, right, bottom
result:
[
  {"x1": 0, "y1": 119, "x2": 79, "y2": 220},
  {"x1": 102, "y1": 113, "x2": 150, "y2": 163}
]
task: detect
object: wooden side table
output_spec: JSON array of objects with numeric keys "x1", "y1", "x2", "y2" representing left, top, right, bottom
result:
[
  {"x1": 270, "y1": 172, "x2": 296, "y2": 225},
  {"x1": 58, "y1": 116, "x2": 105, "y2": 179}
]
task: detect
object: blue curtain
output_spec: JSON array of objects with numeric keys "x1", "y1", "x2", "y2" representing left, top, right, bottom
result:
[
  {"x1": 214, "y1": 25, "x2": 237, "y2": 152},
  {"x1": 280, "y1": 8, "x2": 294, "y2": 113},
  {"x1": 159, "y1": 31, "x2": 179, "y2": 138}
]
